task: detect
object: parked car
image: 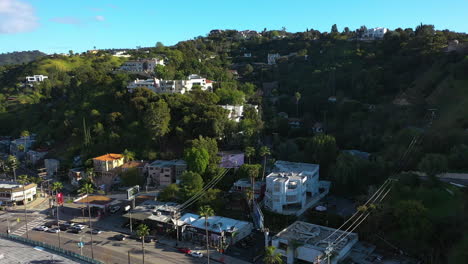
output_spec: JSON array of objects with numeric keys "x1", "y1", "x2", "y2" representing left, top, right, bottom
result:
[
  {"x1": 62, "y1": 222, "x2": 75, "y2": 228},
  {"x1": 114, "y1": 234, "x2": 126, "y2": 241},
  {"x1": 44, "y1": 221, "x2": 57, "y2": 228},
  {"x1": 177, "y1": 248, "x2": 192, "y2": 254},
  {"x1": 33, "y1": 226, "x2": 48, "y2": 231},
  {"x1": 137, "y1": 236, "x2": 155, "y2": 243},
  {"x1": 190, "y1": 251, "x2": 203, "y2": 258},
  {"x1": 47, "y1": 228, "x2": 60, "y2": 233},
  {"x1": 73, "y1": 224, "x2": 86, "y2": 230},
  {"x1": 110, "y1": 205, "x2": 120, "y2": 214},
  {"x1": 69, "y1": 228, "x2": 82, "y2": 234},
  {"x1": 58, "y1": 225, "x2": 68, "y2": 231},
  {"x1": 91, "y1": 229, "x2": 102, "y2": 234}
]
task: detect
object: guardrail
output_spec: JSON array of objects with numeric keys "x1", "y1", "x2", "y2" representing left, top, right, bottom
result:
[{"x1": 0, "y1": 233, "x2": 103, "y2": 264}]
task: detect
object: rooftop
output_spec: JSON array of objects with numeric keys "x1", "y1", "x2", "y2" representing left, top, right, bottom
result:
[
  {"x1": 120, "y1": 161, "x2": 147, "y2": 169},
  {"x1": 74, "y1": 195, "x2": 113, "y2": 205},
  {"x1": 190, "y1": 215, "x2": 252, "y2": 234},
  {"x1": 148, "y1": 159, "x2": 186, "y2": 168},
  {"x1": 274, "y1": 221, "x2": 358, "y2": 254},
  {"x1": 123, "y1": 201, "x2": 180, "y2": 222},
  {"x1": 273, "y1": 160, "x2": 320, "y2": 176},
  {"x1": 93, "y1": 153, "x2": 123, "y2": 161}
]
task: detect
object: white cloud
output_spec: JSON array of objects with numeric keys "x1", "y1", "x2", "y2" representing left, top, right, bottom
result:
[
  {"x1": 0, "y1": 0, "x2": 39, "y2": 34},
  {"x1": 94, "y1": 15, "x2": 105, "y2": 22}
]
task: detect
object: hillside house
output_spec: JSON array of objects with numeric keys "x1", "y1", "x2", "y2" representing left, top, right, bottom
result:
[
  {"x1": 147, "y1": 160, "x2": 187, "y2": 187},
  {"x1": 127, "y1": 74, "x2": 213, "y2": 94},
  {"x1": 362, "y1": 27, "x2": 388, "y2": 39},
  {"x1": 119, "y1": 58, "x2": 165, "y2": 73},
  {"x1": 92, "y1": 153, "x2": 124, "y2": 174}
]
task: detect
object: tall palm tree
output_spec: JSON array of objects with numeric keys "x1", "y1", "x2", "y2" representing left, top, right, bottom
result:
[
  {"x1": 79, "y1": 183, "x2": 95, "y2": 259},
  {"x1": 264, "y1": 246, "x2": 283, "y2": 264},
  {"x1": 199, "y1": 205, "x2": 214, "y2": 264},
  {"x1": 245, "y1": 146, "x2": 255, "y2": 164},
  {"x1": 123, "y1": 149, "x2": 136, "y2": 162},
  {"x1": 244, "y1": 187, "x2": 254, "y2": 207},
  {"x1": 259, "y1": 146, "x2": 271, "y2": 180},
  {"x1": 17, "y1": 175, "x2": 30, "y2": 239},
  {"x1": 7, "y1": 155, "x2": 18, "y2": 182},
  {"x1": 51, "y1": 182, "x2": 63, "y2": 248},
  {"x1": 136, "y1": 224, "x2": 150, "y2": 264}
]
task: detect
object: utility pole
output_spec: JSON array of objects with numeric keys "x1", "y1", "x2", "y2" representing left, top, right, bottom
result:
[{"x1": 128, "y1": 249, "x2": 132, "y2": 264}]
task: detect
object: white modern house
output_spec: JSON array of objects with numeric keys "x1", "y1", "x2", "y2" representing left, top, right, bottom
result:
[
  {"x1": 362, "y1": 27, "x2": 388, "y2": 39},
  {"x1": 268, "y1": 53, "x2": 281, "y2": 65},
  {"x1": 119, "y1": 58, "x2": 165, "y2": 73},
  {"x1": 219, "y1": 104, "x2": 258, "y2": 122},
  {"x1": 264, "y1": 161, "x2": 330, "y2": 216},
  {"x1": 272, "y1": 221, "x2": 358, "y2": 264},
  {"x1": 25, "y1": 75, "x2": 48, "y2": 83},
  {"x1": 127, "y1": 74, "x2": 213, "y2": 94}
]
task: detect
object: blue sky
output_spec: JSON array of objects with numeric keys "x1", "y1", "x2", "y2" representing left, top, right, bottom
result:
[{"x1": 0, "y1": 0, "x2": 467, "y2": 54}]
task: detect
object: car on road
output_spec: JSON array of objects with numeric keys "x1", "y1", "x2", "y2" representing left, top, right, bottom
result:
[
  {"x1": 62, "y1": 222, "x2": 75, "y2": 228},
  {"x1": 44, "y1": 221, "x2": 57, "y2": 228},
  {"x1": 33, "y1": 226, "x2": 48, "y2": 231},
  {"x1": 58, "y1": 225, "x2": 68, "y2": 231},
  {"x1": 190, "y1": 251, "x2": 203, "y2": 258},
  {"x1": 110, "y1": 205, "x2": 120, "y2": 214},
  {"x1": 90, "y1": 229, "x2": 102, "y2": 234},
  {"x1": 177, "y1": 248, "x2": 192, "y2": 254},
  {"x1": 137, "y1": 236, "x2": 155, "y2": 243},
  {"x1": 47, "y1": 228, "x2": 60, "y2": 233},
  {"x1": 114, "y1": 234, "x2": 126, "y2": 241}
]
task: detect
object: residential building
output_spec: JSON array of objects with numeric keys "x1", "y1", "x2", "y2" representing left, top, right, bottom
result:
[
  {"x1": 220, "y1": 104, "x2": 258, "y2": 123},
  {"x1": 0, "y1": 181, "x2": 37, "y2": 206},
  {"x1": 237, "y1": 30, "x2": 260, "y2": 39},
  {"x1": 231, "y1": 178, "x2": 265, "y2": 200},
  {"x1": 112, "y1": 51, "x2": 131, "y2": 58},
  {"x1": 264, "y1": 161, "x2": 330, "y2": 216},
  {"x1": 362, "y1": 27, "x2": 388, "y2": 40},
  {"x1": 147, "y1": 160, "x2": 187, "y2": 187},
  {"x1": 271, "y1": 221, "x2": 358, "y2": 264},
  {"x1": 183, "y1": 215, "x2": 253, "y2": 249},
  {"x1": 69, "y1": 168, "x2": 86, "y2": 186},
  {"x1": 219, "y1": 150, "x2": 244, "y2": 168},
  {"x1": 25, "y1": 75, "x2": 48, "y2": 83},
  {"x1": 106, "y1": 161, "x2": 148, "y2": 185},
  {"x1": 127, "y1": 74, "x2": 213, "y2": 94},
  {"x1": 25, "y1": 150, "x2": 48, "y2": 165},
  {"x1": 44, "y1": 159, "x2": 60, "y2": 177},
  {"x1": 92, "y1": 153, "x2": 124, "y2": 173},
  {"x1": 119, "y1": 58, "x2": 165, "y2": 73},
  {"x1": 9, "y1": 136, "x2": 36, "y2": 159},
  {"x1": 268, "y1": 53, "x2": 281, "y2": 65}
]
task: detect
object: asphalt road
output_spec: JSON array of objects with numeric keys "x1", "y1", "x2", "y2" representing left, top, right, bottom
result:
[{"x1": 0, "y1": 212, "x2": 206, "y2": 264}]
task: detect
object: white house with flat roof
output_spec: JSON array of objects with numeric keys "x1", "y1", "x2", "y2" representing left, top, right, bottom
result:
[
  {"x1": 127, "y1": 75, "x2": 213, "y2": 94},
  {"x1": 362, "y1": 27, "x2": 388, "y2": 40},
  {"x1": 265, "y1": 161, "x2": 330, "y2": 216},
  {"x1": 25, "y1": 75, "x2": 48, "y2": 83},
  {"x1": 183, "y1": 215, "x2": 253, "y2": 248},
  {"x1": 272, "y1": 221, "x2": 358, "y2": 264}
]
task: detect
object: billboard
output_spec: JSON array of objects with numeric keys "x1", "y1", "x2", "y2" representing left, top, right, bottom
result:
[{"x1": 126, "y1": 185, "x2": 140, "y2": 200}]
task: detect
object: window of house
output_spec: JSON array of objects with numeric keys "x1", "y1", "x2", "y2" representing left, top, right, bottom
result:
[{"x1": 278, "y1": 242, "x2": 288, "y2": 251}]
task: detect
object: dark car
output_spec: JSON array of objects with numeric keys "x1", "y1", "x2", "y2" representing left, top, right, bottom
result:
[
  {"x1": 129, "y1": 234, "x2": 140, "y2": 240},
  {"x1": 44, "y1": 221, "x2": 57, "y2": 228},
  {"x1": 69, "y1": 228, "x2": 82, "y2": 234},
  {"x1": 114, "y1": 234, "x2": 126, "y2": 241},
  {"x1": 58, "y1": 225, "x2": 68, "y2": 231}
]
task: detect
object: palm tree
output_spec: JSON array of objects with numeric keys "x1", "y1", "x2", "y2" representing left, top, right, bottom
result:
[
  {"x1": 18, "y1": 175, "x2": 30, "y2": 239},
  {"x1": 245, "y1": 146, "x2": 255, "y2": 164},
  {"x1": 136, "y1": 224, "x2": 150, "y2": 264},
  {"x1": 51, "y1": 182, "x2": 63, "y2": 248},
  {"x1": 79, "y1": 183, "x2": 95, "y2": 259},
  {"x1": 244, "y1": 187, "x2": 254, "y2": 206},
  {"x1": 7, "y1": 155, "x2": 18, "y2": 182},
  {"x1": 294, "y1": 92, "x2": 301, "y2": 117},
  {"x1": 259, "y1": 146, "x2": 271, "y2": 180},
  {"x1": 199, "y1": 205, "x2": 214, "y2": 264},
  {"x1": 123, "y1": 149, "x2": 136, "y2": 162},
  {"x1": 264, "y1": 246, "x2": 283, "y2": 264}
]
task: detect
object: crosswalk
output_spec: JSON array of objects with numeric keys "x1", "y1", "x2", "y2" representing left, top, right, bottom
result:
[{"x1": 11, "y1": 216, "x2": 46, "y2": 236}]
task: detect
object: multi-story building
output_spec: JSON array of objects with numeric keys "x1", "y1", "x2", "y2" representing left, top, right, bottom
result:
[
  {"x1": 119, "y1": 58, "x2": 165, "y2": 73},
  {"x1": 264, "y1": 161, "x2": 330, "y2": 216},
  {"x1": 0, "y1": 181, "x2": 37, "y2": 205},
  {"x1": 25, "y1": 150, "x2": 48, "y2": 165},
  {"x1": 127, "y1": 74, "x2": 213, "y2": 94},
  {"x1": 25, "y1": 75, "x2": 48, "y2": 83},
  {"x1": 9, "y1": 136, "x2": 36, "y2": 159},
  {"x1": 147, "y1": 160, "x2": 187, "y2": 187},
  {"x1": 92, "y1": 153, "x2": 124, "y2": 174},
  {"x1": 272, "y1": 221, "x2": 358, "y2": 264},
  {"x1": 362, "y1": 27, "x2": 388, "y2": 39}
]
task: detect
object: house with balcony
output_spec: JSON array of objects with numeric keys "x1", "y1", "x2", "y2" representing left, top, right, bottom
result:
[
  {"x1": 272, "y1": 221, "x2": 358, "y2": 264},
  {"x1": 119, "y1": 58, "x2": 165, "y2": 73},
  {"x1": 147, "y1": 160, "x2": 187, "y2": 187},
  {"x1": 127, "y1": 74, "x2": 213, "y2": 94},
  {"x1": 264, "y1": 161, "x2": 330, "y2": 216}
]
